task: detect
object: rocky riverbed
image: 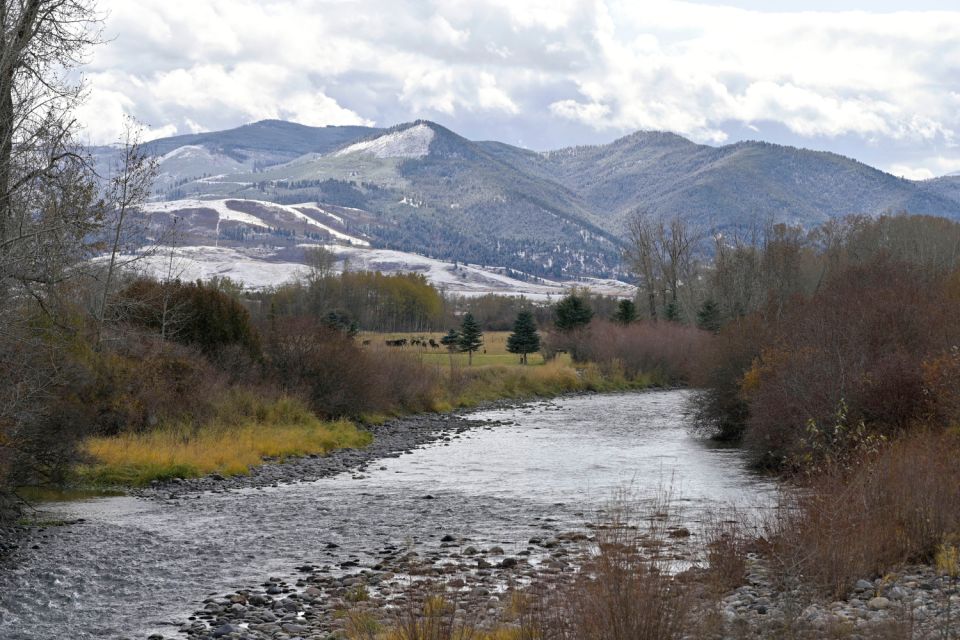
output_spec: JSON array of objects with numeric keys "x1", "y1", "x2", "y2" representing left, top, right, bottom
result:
[
  {"x1": 153, "y1": 531, "x2": 595, "y2": 640},
  {"x1": 702, "y1": 557, "x2": 960, "y2": 639}
]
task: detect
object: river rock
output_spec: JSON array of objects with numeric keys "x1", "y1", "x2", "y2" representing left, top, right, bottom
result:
[{"x1": 211, "y1": 623, "x2": 242, "y2": 637}]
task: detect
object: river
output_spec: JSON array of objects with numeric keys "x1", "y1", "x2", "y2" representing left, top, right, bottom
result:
[{"x1": 0, "y1": 390, "x2": 776, "y2": 639}]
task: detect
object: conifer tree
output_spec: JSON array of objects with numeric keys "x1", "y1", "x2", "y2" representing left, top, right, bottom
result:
[
  {"x1": 441, "y1": 328, "x2": 459, "y2": 367},
  {"x1": 612, "y1": 299, "x2": 638, "y2": 324},
  {"x1": 506, "y1": 310, "x2": 541, "y2": 364},
  {"x1": 665, "y1": 300, "x2": 682, "y2": 323},
  {"x1": 696, "y1": 298, "x2": 722, "y2": 333},
  {"x1": 457, "y1": 313, "x2": 484, "y2": 365},
  {"x1": 441, "y1": 328, "x2": 459, "y2": 350},
  {"x1": 554, "y1": 293, "x2": 593, "y2": 331}
]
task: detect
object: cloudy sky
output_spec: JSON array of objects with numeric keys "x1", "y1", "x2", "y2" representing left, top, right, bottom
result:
[{"x1": 78, "y1": 0, "x2": 960, "y2": 179}]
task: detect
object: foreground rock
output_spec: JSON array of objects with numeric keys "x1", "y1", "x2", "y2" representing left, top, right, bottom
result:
[{"x1": 704, "y1": 556, "x2": 960, "y2": 639}]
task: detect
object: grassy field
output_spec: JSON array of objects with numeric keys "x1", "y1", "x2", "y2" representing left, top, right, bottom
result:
[{"x1": 362, "y1": 331, "x2": 554, "y2": 367}]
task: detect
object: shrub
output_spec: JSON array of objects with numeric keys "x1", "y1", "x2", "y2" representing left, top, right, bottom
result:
[
  {"x1": 556, "y1": 319, "x2": 710, "y2": 385},
  {"x1": 77, "y1": 334, "x2": 224, "y2": 436},
  {"x1": 769, "y1": 430, "x2": 960, "y2": 598},
  {"x1": 266, "y1": 318, "x2": 439, "y2": 417},
  {"x1": 738, "y1": 260, "x2": 960, "y2": 466},
  {"x1": 121, "y1": 278, "x2": 260, "y2": 358},
  {"x1": 691, "y1": 314, "x2": 768, "y2": 442}
]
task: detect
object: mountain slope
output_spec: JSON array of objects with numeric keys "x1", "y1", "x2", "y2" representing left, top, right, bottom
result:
[
  {"x1": 121, "y1": 119, "x2": 960, "y2": 282},
  {"x1": 186, "y1": 120, "x2": 623, "y2": 278},
  {"x1": 532, "y1": 133, "x2": 960, "y2": 230}
]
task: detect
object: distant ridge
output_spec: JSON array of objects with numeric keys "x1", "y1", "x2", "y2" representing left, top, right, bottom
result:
[{"x1": 142, "y1": 120, "x2": 383, "y2": 158}]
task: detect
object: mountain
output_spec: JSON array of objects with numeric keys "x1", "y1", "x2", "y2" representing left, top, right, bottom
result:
[
  {"x1": 111, "y1": 119, "x2": 960, "y2": 286},
  {"x1": 534, "y1": 133, "x2": 960, "y2": 231},
  {"x1": 92, "y1": 120, "x2": 383, "y2": 198},
  {"x1": 132, "y1": 120, "x2": 623, "y2": 279},
  {"x1": 920, "y1": 175, "x2": 960, "y2": 205}
]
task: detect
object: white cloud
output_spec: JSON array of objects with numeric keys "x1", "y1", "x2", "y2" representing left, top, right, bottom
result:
[
  {"x1": 74, "y1": 87, "x2": 134, "y2": 144},
  {"x1": 891, "y1": 156, "x2": 960, "y2": 180},
  {"x1": 68, "y1": 0, "x2": 959, "y2": 174},
  {"x1": 142, "y1": 123, "x2": 180, "y2": 141},
  {"x1": 889, "y1": 164, "x2": 936, "y2": 180}
]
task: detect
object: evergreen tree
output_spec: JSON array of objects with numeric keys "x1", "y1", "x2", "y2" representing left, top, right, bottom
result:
[
  {"x1": 440, "y1": 328, "x2": 460, "y2": 351},
  {"x1": 506, "y1": 311, "x2": 541, "y2": 364},
  {"x1": 696, "y1": 298, "x2": 722, "y2": 333},
  {"x1": 554, "y1": 293, "x2": 593, "y2": 331},
  {"x1": 665, "y1": 300, "x2": 682, "y2": 323},
  {"x1": 440, "y1": 328, "x2": 460, "y2": 368},
  {"x1": 457, "y1": 313, "x2": 484, "y2": 365},
  {"x1": 612, "y1": 299, "x2": 638, "y2": 325},
  {"x1": 323, "y1": 310, "x2": 358, "y2": 336}
]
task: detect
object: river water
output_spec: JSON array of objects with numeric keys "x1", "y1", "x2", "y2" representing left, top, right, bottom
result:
[{"x1": 0, "y1": 390, "x2": 776, "y2": 639}]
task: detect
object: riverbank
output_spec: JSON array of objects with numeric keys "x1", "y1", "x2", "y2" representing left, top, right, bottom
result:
[
  {"x1": 72, "y1": 361, "x2": 652, "y2": 493},
  {"x1": 135, "y1": 409, "x2": 517, "y2": 499}
]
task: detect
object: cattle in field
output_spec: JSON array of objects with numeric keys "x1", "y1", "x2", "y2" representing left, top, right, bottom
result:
[
  {"x1": 385, "y1": 338, "x2": 408, "y2": 347},
  {"x1": 428, "y1": 339, "x2": 439, "y2": 348}
]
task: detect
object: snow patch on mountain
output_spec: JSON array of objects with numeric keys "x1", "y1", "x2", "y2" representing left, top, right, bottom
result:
[
  {"x1": 334, "y1": 124, "x2": 434, "y2": 159},
  {"x1": 140, "y1": 198, "x2": 370, "y2": 246},
  {"x1": 141, "y1": 199, "x2": 267, "y2": 227},
  {"x1": 159, "y1": 145, "x2": 211, "y2": 163}
]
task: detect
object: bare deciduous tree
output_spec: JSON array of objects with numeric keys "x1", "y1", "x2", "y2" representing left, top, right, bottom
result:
[
  {"x1": 0, "y1": 1, "x2": 102, "y2": 284},
  {"x1": 93, "y1": 118, "x2": 158, "y2": 347},
  {"x1": 0, "y1": 0, "x2": 104, "y2": 510},
  {"x1": 625, "y1": 209, "x2": 705, "y2": 321}
]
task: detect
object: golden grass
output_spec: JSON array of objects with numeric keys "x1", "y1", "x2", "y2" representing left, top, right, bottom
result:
[
  {"x1": 432, "y1": 359, "x2": 652, "y2": 412},
  {"x1": 80, "y1": 395, "x2": 371, "y2": 486}
]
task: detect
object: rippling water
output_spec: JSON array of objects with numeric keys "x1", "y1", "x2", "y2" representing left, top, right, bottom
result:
[{"x1": 0, "y1": 390, "x2": 776, "y2": 639}]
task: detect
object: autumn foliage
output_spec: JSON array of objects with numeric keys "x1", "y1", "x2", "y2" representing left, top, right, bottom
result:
[
  {"x1": 739, "y1": 259, "x2": 960, "y2": 466},
  {"x1": 695, "y1": 215, "x2": 960, "y2": 468}
]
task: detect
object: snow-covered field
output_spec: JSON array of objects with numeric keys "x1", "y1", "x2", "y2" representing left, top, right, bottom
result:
[
  {"x1": 116, "y1": 246, "x2": 308, "y2": 290},
  {"x1": 123, "y1": 243, "x2": 636, "y2": 299}
]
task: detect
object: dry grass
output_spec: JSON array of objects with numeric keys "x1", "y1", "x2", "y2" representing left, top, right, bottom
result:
[
  {"x1": 702, "y1": 507, "x2": 765, "y2": 595},
  {"x1": 433, "y1": 359, "x2": 653, "y2": 412},
  {"x1": 768, "y1": 429, "x2": 960, "y2": 598},
  {"x1": 347, "y1": 594, "x2": 533, "y2": 640},
  {"x1": 533, "y1": 491, "x2": 694, "y2": 640},
  {"x1": 80, "y1": 395, "x2": 370, "y2": 486}
]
